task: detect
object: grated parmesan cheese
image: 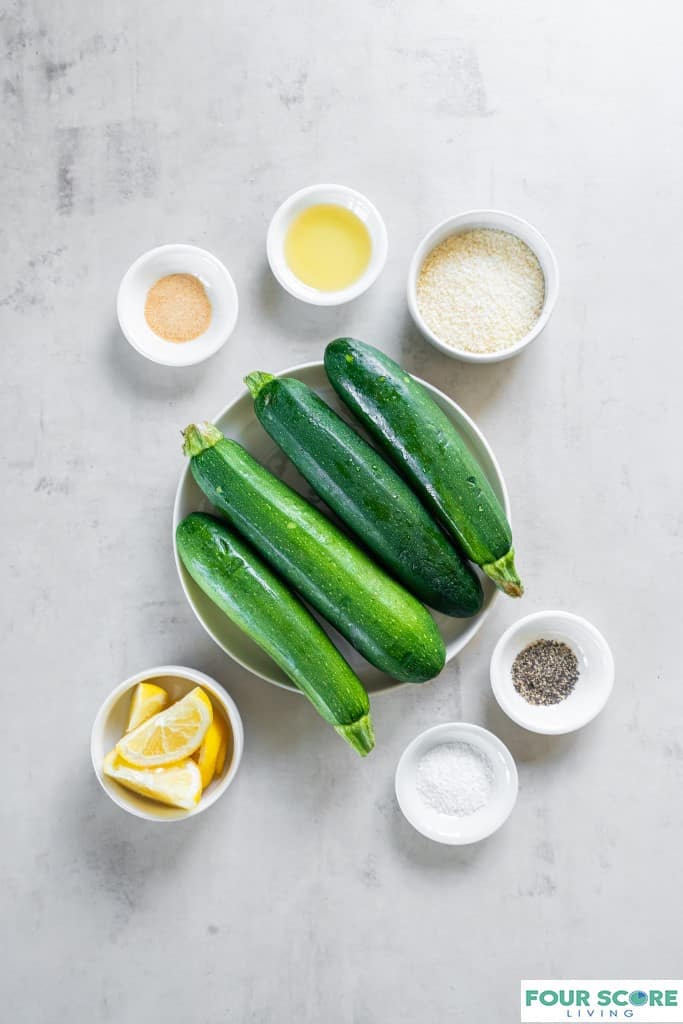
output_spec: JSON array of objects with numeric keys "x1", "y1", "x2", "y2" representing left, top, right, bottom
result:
[{"x1": 416, "y1": 228, "x2": 545, "y2": 354}]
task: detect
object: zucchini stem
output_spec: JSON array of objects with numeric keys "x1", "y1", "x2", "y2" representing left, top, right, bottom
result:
[
  {"x1": 245, "y1": 371, "x2": 275, "y2": 399},
  {"x1": 336, "y1": 713, "x2": 375, "y2": 757},
  {"x1": 482, "y1": 548, "x2": 524, "y2": 598},
  {"x1": 182, "y1": 421, "x2": 223, "y2": 458}
]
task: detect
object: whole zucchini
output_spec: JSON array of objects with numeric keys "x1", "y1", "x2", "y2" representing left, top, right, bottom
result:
[
  {"x1": 176, "y1": 513, "x2": 374, "y2": 756},
  {"x1": 182, "y1": 423, "x2": 446, "y2": 682},
  {"x1": 245, "y1": 371, "x2": 483, "y2": 617},
  {"x1": 324, "y1": 338, "x2": 523, "y2": 597}
]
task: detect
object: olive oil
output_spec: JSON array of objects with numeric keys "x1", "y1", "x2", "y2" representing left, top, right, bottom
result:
[{"x1": 285, "y1": 203, "x2": 372, "y2": 291}]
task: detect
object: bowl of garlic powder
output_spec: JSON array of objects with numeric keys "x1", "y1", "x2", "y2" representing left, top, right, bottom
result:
[
  {"x1": 407, "y1": 210, "x2": 559, "y2": 363},
  {"x1": 117, "y1": 244, "x2": 238, "y2": 367}
]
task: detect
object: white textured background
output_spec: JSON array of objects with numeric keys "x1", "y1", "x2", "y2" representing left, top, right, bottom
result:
[{"x1": 2, "y1": 1, "x2": 681, "y2": 1021}]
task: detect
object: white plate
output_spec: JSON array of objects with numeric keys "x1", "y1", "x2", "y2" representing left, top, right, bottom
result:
[
  {"x1": 173, "y1": 361, "x2": 510, "y2": 694},
  {"x1": 395, "y1": 722, "x2": 518, "y2": 844}
]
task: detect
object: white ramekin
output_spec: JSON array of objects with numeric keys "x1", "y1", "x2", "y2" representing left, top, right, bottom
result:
[
  {"x1": 91, "y1": 665, "x2": 244, "y2": 822},
  {"x1": 490, "y1": 611, "x2": 614, "y2": 735},
  {"x1": 266, "y1": 184, "x2": 388, "y2": 306},
  {"x1": 395, "y1": 722, "x2": 518, "y2": 845},
  {"x1": 407, "y1": 209, "x2": 559, "y2": 363},
  {"x1": 117, "y1": 244, "x2": 238, "y2": 367}
]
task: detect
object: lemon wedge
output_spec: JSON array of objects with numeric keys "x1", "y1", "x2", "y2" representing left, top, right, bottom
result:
[
  {"x1": 103, "y1": 750, "x2": 202, "y2": 810},
  {"x1": 195, "y1": 715, "x2": 229, "y2": 788},
  {"x1": 214, "y1": 722, "x2": 231, "y2": 779},
  {"x1": 126, "y1": 682, "x2": 170, "y2": 732},
  {"x1": 116, "y1": 686, "x2": 213, "y2": 768}
]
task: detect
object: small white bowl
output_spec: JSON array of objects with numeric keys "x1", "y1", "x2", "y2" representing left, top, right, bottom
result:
[
  {"x1": 490, "y1": 610, "x2": 615, "y2": 735},
  {"x1": 395, "y1": 723, "x2": 518, "y2": 845},
  {"x1": 407, "y1": 209, "x2": 559, "y2": 363},
  {"x1": 117, "y1": 244, "x2": 238, "y2": 366},
  {"x1": 91, "y1": 665, "x2": 244, "y2": 822},
  {"x1": 266, "y1": 184, "x2": 388, "y2": 306}
]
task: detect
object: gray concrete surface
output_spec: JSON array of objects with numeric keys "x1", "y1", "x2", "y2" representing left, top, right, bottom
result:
[{"x1": 2, "y1": 1, "x2": 681, "y2": 1021}]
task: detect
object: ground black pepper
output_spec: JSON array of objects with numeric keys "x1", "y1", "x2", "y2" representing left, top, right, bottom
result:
[{"x1": 511, "y1": 639, "x2": 579, "y2": 705}]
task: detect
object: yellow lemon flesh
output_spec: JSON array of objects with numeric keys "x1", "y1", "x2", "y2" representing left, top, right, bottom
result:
[
  {"x1": 214, "y1": 724, "x2": 231, "y2": 778},
  {"x1": 103, "y1": 751, "x2": 202, "y2": 810},
  {"x1": 126, "y1": 682, "x2": 170, "y2": 732},
  {"x1": 195, "y1": 715, "x2": 229, "y2": 788},
  {"x1": 116, "y1": 686, "x2": 213, "y2": 768}
]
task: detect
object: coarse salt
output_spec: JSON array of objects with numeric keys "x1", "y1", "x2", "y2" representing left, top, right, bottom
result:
[
  {"x1": 416, "y1": 228, "x2": 545, "y2": 354},
  {"x1": 415, "y1": 741, "x2": 493, "y2": 816}
]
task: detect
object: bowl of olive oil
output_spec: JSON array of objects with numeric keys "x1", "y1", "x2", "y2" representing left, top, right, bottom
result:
[{"x1": 267, "y1": 183, "x2": 388, "y2": 306}]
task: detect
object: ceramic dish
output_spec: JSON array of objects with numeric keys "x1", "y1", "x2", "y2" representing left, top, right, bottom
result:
[
  {"x1": 266, "y1": 184, "x2": 388, "y2": 306},
  {"x1": 490, "y1": 610, "x2": 614, "y2": 735},
  {"x1": 407, "y1": 209, "x2": 559, "y2": 364},
  {"x1": 395, "y1": 722, "x2": 518, "y2": 845},
  {"x1": 117, "y1": 244, "x2": 238, "y2": 366},
  {"x1": 91, "y1": 665, "x2": 244, "y2": 822},
  {"x1": 173, "y1": 361, "x2": 510, "y2": 695}
]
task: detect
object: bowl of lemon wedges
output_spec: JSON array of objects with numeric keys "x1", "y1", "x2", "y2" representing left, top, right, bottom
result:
[{"x1": 91, "y1": 665, "x2": 244, "y2": 821}]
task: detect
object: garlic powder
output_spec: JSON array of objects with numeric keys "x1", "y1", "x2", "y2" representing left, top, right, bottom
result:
[{"x1": 416, "y1": 228, "x2": 545, "y2": 354}]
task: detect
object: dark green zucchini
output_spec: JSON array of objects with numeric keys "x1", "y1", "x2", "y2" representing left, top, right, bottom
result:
[
  {"x1": 324, "y1": 338, "x2": 523, "y2": 597},
  {"x1": 182, "y1": 423, "x2": 446, "y2": 682},
  {"x1": 244, "y1": 371, "x2": 483, "y2": 617},
  {"x1": 176, "y1": 513, "x2": 374, "y2": 755}
]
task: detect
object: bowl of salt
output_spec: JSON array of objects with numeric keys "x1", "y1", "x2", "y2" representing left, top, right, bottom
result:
[{"x1": 395, "y1": 722, "x2": 518, "y2": 845}]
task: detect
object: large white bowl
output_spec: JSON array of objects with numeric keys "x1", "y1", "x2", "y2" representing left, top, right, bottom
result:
[{"x1": 173, "y1": 362, "x2": 510, "y2": 694}]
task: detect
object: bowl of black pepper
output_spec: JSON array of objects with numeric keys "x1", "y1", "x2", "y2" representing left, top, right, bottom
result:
[{"x1": 490, "y1": 611, "x2": 614, "y2": 735}]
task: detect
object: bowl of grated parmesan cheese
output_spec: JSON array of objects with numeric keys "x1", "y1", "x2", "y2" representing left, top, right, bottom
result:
[{"x1": 407, "y1": 210, "x2": 558, "y2": 363}]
